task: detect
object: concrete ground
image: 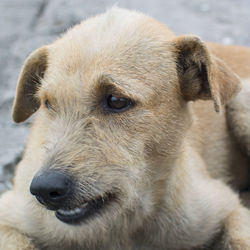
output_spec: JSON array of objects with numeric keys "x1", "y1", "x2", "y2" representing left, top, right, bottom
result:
[{"x1": 0, "y1": 0, "x2": 250, "y2": 193}]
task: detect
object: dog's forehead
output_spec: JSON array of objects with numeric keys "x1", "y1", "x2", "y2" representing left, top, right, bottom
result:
[{"x1": 45, "y1": 8, "x2": 175, "y2": 95}]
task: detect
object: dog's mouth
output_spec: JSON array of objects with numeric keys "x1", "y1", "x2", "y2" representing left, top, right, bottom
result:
[{"x1": 55, "y1": 192, "x2": 115, "y2": 225}]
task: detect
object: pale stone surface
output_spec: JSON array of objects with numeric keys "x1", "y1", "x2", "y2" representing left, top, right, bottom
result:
[{"x1": 0, "y1": 0, "x2": 249, "y2": 193}]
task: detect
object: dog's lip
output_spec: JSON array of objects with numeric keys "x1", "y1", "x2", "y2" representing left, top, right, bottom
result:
[
  {"x1": 55, "y1": 204, "x2": 88, "y2": 224},
  {"x1": 55, "y1": 192, "x2": 115, "y2": 225}
]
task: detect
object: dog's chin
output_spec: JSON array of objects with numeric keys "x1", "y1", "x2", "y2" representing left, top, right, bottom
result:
[{"x1": 54, "y1": 192, "x2": 116, "y2": 225}]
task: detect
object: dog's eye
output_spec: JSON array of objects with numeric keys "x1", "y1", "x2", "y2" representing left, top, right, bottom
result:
[
  {"x1": 45, "y1": 100, "x2": 52, "y2": 110},
  {"x1": 106, "y1": 95, "x2": 132, "y2": 112}
]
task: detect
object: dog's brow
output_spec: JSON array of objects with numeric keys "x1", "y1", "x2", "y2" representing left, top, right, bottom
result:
[
  {"x1": 97, "y1": 74, "x2": 133, "y2": 95},
  {"x1": 98, "y1": 74, "x2": 124, "y2": 88},
  {"x1": 97, "y1": 74, "x2": 151, "y2": 100}
]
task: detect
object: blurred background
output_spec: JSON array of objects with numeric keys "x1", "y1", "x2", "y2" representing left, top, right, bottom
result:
[{"x1": 0, "y1": 0, "x2": 250, "y2": 193}]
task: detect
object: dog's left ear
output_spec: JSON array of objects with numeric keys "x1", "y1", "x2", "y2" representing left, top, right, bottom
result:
[
  {"x1": 172, "y1": 36, "x2": 241, "y2": 112},
  {"x1": 12, "y1": 46, "x2": 48, "y2": 123}
]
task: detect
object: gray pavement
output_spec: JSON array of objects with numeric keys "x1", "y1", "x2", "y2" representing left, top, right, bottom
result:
[{"x1": 0, "y1": 0, "x2": 250, "y2": 193}]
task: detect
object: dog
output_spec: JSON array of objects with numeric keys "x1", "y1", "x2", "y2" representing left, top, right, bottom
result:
[{"x1": 0, "y1": 7, "x2": 250, "y2": 250}]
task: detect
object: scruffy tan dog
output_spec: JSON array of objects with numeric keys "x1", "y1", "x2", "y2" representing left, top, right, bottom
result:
[{"x1": 0, "y1": 7, "x2": 250, "y2": 250}]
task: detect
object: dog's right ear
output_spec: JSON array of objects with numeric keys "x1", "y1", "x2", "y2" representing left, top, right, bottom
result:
[
  {"x1": 12, "y1": 46, "x2": 48, "y2": 123},
  {"x1": 171, "y1": 36, "x2": 241, "y2": 112}
]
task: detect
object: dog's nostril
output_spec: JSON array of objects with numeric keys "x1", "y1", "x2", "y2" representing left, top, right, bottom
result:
[
  {"x1": 49, "y1": 191, "x2": 61, "y2": 198},
  {"x1": 49, "y1": 189, "x2": 67, "y2": 199}
]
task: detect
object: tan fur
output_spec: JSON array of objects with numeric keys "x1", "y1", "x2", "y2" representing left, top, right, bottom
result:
[
  {"x1": 0, "y1": 225, "x2": 37, "y2": 250},
  {"x1": 1, "y1": 7, "x2": 250, "y2": 250},
  {"x1": 12, "y1": 46, "x2": 48, "y2": 123},
  {"x1": 226, "y1": 78, "x2": 250, "y2": 156},
  {"x1": 208, "y1": 42, "x2": 250, "y2": 79}
]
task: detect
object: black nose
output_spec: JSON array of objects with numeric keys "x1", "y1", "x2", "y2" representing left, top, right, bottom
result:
[{"x1": 30, "y1": 171, "x2": 71, "y2": 210}]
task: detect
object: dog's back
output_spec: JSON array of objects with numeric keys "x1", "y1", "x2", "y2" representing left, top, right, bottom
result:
[{"x1": 190, "y1": 43, "x2": 250, "y2": 192}]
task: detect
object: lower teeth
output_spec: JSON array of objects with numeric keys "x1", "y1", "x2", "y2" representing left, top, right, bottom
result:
[
  {"x1": 57, "y1": 203, "x2": 88, "y2": 216},
  {"x1": 58, "y1": 208, "x2": 80, "y2": 215}
]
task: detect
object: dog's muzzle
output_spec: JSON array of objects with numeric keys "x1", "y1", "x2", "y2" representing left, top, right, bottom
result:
[{"x1": 30, "y1": 170, "x2": 115, "y2": 225}]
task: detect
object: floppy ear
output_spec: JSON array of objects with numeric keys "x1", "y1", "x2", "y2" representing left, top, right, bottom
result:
[
  {"x1": 12, "y1": 46, "x2": 48, "y2": 123},
  {"x1": 173, "y1": 36, "x2": 241, "y2": 112}
]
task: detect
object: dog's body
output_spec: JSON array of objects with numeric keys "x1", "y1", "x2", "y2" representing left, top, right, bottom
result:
[{"x1": 0, "y1": 8, "x2": 250, "y2": 250}]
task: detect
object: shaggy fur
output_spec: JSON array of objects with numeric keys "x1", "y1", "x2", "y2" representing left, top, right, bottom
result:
[{"x1": 1, "y1": 8, "x2": 250, "y2": 250}]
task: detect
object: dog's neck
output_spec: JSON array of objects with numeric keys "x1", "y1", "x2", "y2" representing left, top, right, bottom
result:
[{"x1": 130, "y1": 142, "x2": 223, "y2": 250}]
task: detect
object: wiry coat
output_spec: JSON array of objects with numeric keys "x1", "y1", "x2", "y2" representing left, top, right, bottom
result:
[{"x1": 0, "y1": 8, "x2": 250, "y2": 250}]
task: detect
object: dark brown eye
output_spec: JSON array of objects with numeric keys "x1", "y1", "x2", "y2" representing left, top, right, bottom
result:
[
  {"x1": 45, "y1": 100, "x2": 52, "y2": 110},
  {"x1": 107, "y1": 95, "x2": 132, "y2": 112}
]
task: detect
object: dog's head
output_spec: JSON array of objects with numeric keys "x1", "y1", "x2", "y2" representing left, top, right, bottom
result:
[{"x1": 12, "y1": 7, "x2": 241, "y2": 245}]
